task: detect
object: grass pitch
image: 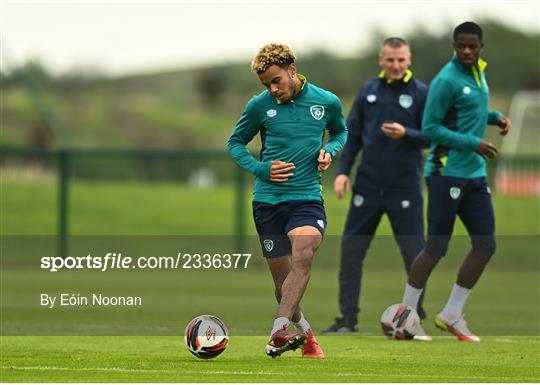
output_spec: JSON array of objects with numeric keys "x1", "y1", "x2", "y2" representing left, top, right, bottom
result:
[
  {"x1": 1, "y1": 336, "x2": 539, "y2": 382},
  {"x1": 2, "y1": 263, "x2": 539, "y2": 382},
  {"x1": 1, "y1": 179, "x2": 539, "y2": 382},
  {"x1": 2, "y1": 179, "x2": 538, "y2": 235}
]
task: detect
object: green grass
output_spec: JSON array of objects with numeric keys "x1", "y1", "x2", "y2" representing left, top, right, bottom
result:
[
  {"x1": 1, "y1": 262, "x2": 539, "y2": 382},
  {"x1": 2, "y1": 264, "x2": 539, "y2": 336},
  {"x1": 2, "y1": 179, "x2": 538, "y2": 235},
  {"x1": 1, "y1": 178, "x2": 539, "y2": 382},
  {"x1": 1, "y1": 336, "x2": 539, "y2": 382}
]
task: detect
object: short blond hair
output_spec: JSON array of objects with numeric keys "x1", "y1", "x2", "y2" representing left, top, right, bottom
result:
[{"x1": 251, "y1": 43, "x2": 295, "y2": 74}]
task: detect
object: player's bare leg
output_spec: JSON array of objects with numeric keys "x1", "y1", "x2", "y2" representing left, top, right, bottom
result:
[
  {"x1": 456, "y1": 249, "x2": 492, "y2": 289},
  {"x1": 265, "y1": 252, "x2": 308, "y2": 358},
  {"x1": 278, "y1": 225, "x2": 321, "y2": 318},
  {"x1": 435, "y1": 249, "x2": 492, "y2": 342},
  {"x1": 267, "y1": 255, "x2": 302, "y2": 322},
  {"x1": 400, "y1": 250, "x2": 438, "y2": 341},
  {"x1": 266, "y1": 250, "x2": 324, "y2": 357},
  {"x1": 407, "y1": 250, "x2": 440, "y2": 289},
  {"x1": 265, "y1": 226, "x2": 324, "y2": 357}
]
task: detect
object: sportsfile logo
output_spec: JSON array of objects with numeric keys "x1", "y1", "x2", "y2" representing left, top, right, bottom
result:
[{"x1": 40, "y1": 252, "x2": 252, "y2": 271}]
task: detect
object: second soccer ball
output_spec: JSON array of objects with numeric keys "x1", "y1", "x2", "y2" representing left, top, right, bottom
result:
[{"x1": 380, "y1": 304, "x2": 421, "y2": 340}]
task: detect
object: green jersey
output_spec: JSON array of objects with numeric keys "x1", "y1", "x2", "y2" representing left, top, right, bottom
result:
[
  {"x1": 227, "y1": 75, "x2": 348, "y2": 204},
  {"x1": 423, "y1": 56, "x2": 504, "y2": 178}
]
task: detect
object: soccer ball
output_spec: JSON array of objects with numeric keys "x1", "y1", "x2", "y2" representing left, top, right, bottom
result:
[
  {"x1": 184, "y1": 315, "x2": 229, "y2": 359},
  {"x1": 380, "y1": 304, "x2": 421, "y2": 340}
]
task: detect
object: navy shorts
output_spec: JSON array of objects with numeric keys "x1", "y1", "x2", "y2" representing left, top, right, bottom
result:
[
  {"x1": 424, "y1": 175, "x2": 495, "y2": 258},
  {"x1": 252, "y1": 200, "x2": 327, "y2": 258}
]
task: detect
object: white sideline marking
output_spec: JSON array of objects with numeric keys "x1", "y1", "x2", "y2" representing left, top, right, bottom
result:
[
  {"x1": 1, "y1": 366, "x2": 536, "y2": 381},
  {"x1": 492, "y1": 338, "x2": 522, "y2": 343}
]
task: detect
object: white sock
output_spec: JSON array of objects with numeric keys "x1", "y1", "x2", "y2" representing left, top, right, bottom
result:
[
  {"x1": 271, "y1": 317, "x2": 290, "y2": 335},
  {"x1": 402, "y1": 283, "x2": 423, "y2": 309},
  {"x1": 293, "y1": 313, "x2": 311, "y2": 333},
  {"x1": 439, "y1": 283, "x2": 471, "y2": 323}
]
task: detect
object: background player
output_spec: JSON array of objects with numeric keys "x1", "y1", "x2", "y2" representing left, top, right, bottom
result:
[{"x1": 401, "y1": 22, "x2": 511, "y2": 342}]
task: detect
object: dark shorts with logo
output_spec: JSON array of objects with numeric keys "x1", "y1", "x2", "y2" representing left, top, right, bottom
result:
[
  {"x1": 252, "y1": 200, "x2": 327, "y2": 258},
  {"x1": 425, "y1": 175, "x2": 495, "y2": 258}
]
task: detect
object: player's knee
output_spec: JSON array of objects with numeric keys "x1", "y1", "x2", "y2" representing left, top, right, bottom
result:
[
  {"x1": 292, "y1": 256, "x2": 312, "y2": 273},
  {"x1": 424, "y1": 243, "x2": 448, "y2": 259},
  {"x1": 294, "y1": 241, "x2": 318, "y2": 261},
  {"x1": 291, "y1": 255, "x2": 313, "y2": 278},
  {"x1": 471, "y1": 235, "x2": 497, "y2": 259},
  {"x1": 471, "y1": 236, "x2": 496, "y2": 259}
]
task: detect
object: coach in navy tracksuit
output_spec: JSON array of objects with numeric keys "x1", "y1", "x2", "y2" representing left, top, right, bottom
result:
[{"x1": 324, "y1": 38, "x2": 430, "y2": 337}]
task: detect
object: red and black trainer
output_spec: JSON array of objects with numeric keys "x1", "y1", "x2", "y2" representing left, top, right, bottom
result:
[
  {"x1": 301, "y1": 329, "x2": 324, "y2": 358},
  {"x1": 265, "y1": 326, "x2": 307, "y2": 358}
]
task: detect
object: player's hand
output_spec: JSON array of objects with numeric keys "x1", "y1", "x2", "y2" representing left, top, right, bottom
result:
[
  {"x1": 475, "y1": 140, "x2": 498, "y2": 160},
  {"x1": 497, "y1": 117, "x2": 511, "y2": 136},
  {"x1": 381, "y1": 121, "x2": 406, "y2": 140},
  {"x1": 334, "y1": 174, "x2": 350, "y2": 200},
  {"x1": 317, "y1": 149, "x2": 332, "y2": 172},
  {"x1": 269, "y1": 160, "x2": 295, "y2": 182}
]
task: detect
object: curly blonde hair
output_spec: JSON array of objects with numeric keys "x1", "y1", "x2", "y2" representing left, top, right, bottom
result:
[{"x1": 251, "y1": 43, "x2": 295, "y2": 74}]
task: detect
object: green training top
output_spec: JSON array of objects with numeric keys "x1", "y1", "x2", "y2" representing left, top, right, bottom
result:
[
  {"x1": 227, "y1": 75, "x2": 348, "y2": 204},
  {"x1": 423, "y1": 56, "x2": 504, "y2": 178}
]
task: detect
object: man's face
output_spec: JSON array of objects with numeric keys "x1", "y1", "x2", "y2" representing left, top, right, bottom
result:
[
  {"x1": 379, "y1": 45, "x2": 411, "y2": 82},
  {"x1": 258, "y1": 64, "x2": 297, "y2": 103},
  {"x1": 453, "y1": 33, "x2": 483, "y2": 68}
]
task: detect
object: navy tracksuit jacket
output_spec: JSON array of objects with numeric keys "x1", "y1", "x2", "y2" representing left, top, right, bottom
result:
[{"x1": 336, "y1": 73, "x2": 429, "y2": 319}]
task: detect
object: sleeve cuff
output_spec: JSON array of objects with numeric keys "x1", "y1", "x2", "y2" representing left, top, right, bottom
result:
[
  {"x1": 337, "y1": 162, "x2": 352, "y2": 176},
  {"x1": 403, "y1": 127, "x2": 414, "y2": 140},
  {"x1": 254, "y1": 161, "x2": 271, "y2": 180},
  {"x1": 469, "y1": 136, "x2": 482, "y2": 150},
  {"x1": 488, "y1": 111, "x2": 504, "y2": 125},
  {"x1": 323, "y1": 146, "x2": 336, "y2": 159}
]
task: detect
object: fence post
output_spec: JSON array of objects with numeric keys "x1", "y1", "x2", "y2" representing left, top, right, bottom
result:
[
  {"x1": 58, "y1": 149, "x2": 70, "y2": 257},
  {"x1": 234, "y1": 166, "x2": 246, "y2": 252}
]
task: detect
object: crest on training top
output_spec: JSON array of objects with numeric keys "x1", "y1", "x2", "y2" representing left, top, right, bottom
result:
[
  {"x1": 310, "y1": 105, "x2": 325, "y2": 120},
  {"x1": 399, "y1": 94, "x2": 413, "y2": 109},
  {"x1": 367, "y1": 94, "x2": 377, "y2": 103}
]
